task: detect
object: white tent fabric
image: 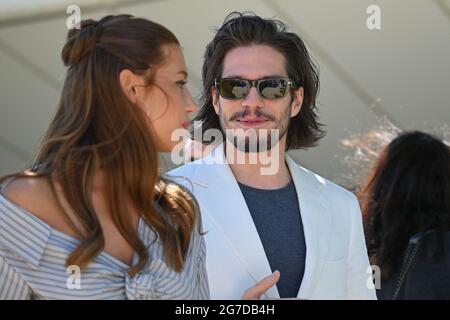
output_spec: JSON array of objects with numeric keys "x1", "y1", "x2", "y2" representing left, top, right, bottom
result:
[
  {"x1": 0, "y1": 0, "x2": 140, "y2": 23},
  {"x1": 1, "y1": 0, "x2": 449, "y2": 186}
]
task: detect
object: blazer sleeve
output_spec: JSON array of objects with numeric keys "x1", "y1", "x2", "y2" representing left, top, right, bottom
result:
[
  {"x1": 345, "y1": 193, "x2": 378, "y2": 300},
  {"x1": 0, "y1": 255, "x2": 33, "y2": 300}
]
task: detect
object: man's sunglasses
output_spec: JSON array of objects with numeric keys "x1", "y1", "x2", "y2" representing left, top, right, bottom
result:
[{"x1": 214, "y1": 77, "x2": 297, "y2": 100}]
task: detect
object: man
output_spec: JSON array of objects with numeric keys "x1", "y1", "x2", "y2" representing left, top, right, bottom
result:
[{"x1": 169, "y1": 12, "x2": 376, "y2": 300}]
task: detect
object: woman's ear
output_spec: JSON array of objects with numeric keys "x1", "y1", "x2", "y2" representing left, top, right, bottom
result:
[
  {"x1": 119, "y1": 69, "x2": 139, "y2": 104},
  {"x1": 290, "y1": 87, "x2": 304, "y2": 118}
]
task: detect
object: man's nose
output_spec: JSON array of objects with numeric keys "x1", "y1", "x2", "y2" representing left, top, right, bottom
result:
[{"x1": 241, "y1": 86, "x2": 263, "y2": 109}]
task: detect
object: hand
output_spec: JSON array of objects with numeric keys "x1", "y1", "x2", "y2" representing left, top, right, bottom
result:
[{"x1": 241, "y1": 270, "x2": 280, "y2": 300}]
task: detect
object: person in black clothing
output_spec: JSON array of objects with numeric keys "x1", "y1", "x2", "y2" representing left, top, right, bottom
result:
[{"x1": 362, "y1": 131, "x2": 450, "y2": 299}]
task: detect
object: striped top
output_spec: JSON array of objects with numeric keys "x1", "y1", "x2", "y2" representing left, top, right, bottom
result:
[{"x1": 0, "y1": 182, "x2": 209, "y2": 300}]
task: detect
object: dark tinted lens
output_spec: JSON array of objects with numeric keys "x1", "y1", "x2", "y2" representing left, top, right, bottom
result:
[
  {"x1": 219, "y1": 79, "x2": 250, "y2": 99},
  {"x1": 258, "y1": 79, "x2": 288, "y2": 99}
]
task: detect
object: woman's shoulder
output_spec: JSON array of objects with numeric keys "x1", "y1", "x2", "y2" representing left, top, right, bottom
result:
[
  {"x1": 0, "y1": 177, "x2": 57, "y2": 270},
  {"x1": 0, "y1": 176, "x2": 77, "y2": 236},
  {"x1": 1, "y1": 176, "x2": 54, "y2": 218},
  {"x1": 2, "y1": 175, "x2": 45, "y2": 198}
]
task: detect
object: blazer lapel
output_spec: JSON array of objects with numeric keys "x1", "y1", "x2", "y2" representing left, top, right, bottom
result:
[
  {"x1": 184, "y1": 146, "x2": 331, "y2": 299},
  {"x1": 286, "y1": 155, "x2": 332, "y2": 299},
  {"x1": 191, "y1": 144, "x2": 280, "y2": 298}
]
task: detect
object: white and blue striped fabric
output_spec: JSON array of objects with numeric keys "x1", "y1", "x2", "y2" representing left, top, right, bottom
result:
[{"x1": 0, "y1": 185, "x2": 209, "y2": 300}]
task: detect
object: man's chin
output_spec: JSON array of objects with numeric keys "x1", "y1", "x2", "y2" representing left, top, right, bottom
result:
[
  {"x1": 227, "y1": 137, "x2": 277, "y2": 153},
  {"x1": 221, "y1": 125, "x2": 284, "y2": 152}
]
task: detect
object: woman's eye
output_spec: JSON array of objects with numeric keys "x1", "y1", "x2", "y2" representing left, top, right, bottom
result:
[{"x1": 177, "y1": 80, "x2": 188, "y2": 88}]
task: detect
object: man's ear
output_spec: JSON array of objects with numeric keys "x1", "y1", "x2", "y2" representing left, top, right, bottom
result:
[
  {"x1": 211, "y1": 87, "x2": 220, "y2": 115},
  {"x1": 290, "y1": 87, "x2": 304, "y2": 118},
  {"x1": 119, "y1": 69, "x2": 139, "y2": 104}
]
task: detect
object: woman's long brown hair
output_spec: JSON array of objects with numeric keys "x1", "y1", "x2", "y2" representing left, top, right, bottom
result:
[{"x1": 0, "y1": 15, "x2": 199, "y2": 276}]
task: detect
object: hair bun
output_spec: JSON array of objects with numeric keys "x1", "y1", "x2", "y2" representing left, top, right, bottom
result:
[{"x1": 62, "y1": 19, "x2": 103, "y2": 66}]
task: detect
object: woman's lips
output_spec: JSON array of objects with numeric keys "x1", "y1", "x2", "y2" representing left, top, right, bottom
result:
[{"x1": 182, "y1": 121, "x2": 192, "y2": 129}]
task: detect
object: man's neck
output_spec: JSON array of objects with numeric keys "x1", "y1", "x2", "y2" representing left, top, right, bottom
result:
[{"x1": 226, "y1": 141, "x2": 291, "y2": 190}]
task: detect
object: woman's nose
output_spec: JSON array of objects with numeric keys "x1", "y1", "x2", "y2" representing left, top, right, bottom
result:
[{"x1": 186, "y1": 91, "x2": 198, "y2": 113}]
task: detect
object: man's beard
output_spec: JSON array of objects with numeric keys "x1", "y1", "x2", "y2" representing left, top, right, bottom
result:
[{"x1": 218, "y1": 101, "x2": 291, "y2": 153}]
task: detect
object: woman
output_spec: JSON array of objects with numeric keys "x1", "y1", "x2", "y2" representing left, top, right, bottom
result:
[
  {"x1": 362, "y1": 131, "x2": 450, "y2": 299},
  {"x1": 0, "y1": 15, "x2": 208, "y2": 299}
]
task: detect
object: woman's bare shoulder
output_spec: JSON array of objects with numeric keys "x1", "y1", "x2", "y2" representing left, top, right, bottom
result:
[
  {"x1": 1, "y1": 176, "x2": 66, "y2": 229},
  {"x1": 3, "y1": 176, "x2": 52, "y2": 208}
]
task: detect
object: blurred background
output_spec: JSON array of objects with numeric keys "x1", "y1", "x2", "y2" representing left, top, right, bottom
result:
[{"x1": 1, "y1": 0, "x2": 449, "y2": 189}]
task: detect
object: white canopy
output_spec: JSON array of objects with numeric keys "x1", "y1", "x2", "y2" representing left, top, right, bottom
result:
[{"x1": 1, "y1": 0, "x2": 449, "y2": 186}]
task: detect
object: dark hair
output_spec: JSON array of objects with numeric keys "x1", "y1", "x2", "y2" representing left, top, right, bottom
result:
[
  {"x1": 362, "y1": 131, "x2": 450, "y2": 279},
  {"x1": 194, "y1": 11, "x2": 325, "y2": 150},
  {"x1": 1, "y1": 15, "x2": 199, "y2": 276}
]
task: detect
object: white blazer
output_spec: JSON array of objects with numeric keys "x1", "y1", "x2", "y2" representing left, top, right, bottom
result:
[{"x1": 168, "y1": 144, "x2": 377, "y2": 300}]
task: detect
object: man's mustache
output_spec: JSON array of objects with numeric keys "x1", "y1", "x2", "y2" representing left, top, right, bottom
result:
[{"x1": 229, "y1": 109, "x2": 276, "y2": 122}]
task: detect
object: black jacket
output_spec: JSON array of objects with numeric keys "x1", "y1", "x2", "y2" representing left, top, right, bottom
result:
[{"x1": 377, "y1": 230, "x2": 450, "y2": 300}]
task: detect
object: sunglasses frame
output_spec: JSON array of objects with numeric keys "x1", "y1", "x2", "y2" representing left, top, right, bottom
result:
[{"x1": 213, "y1": 77, "x2": 297, "y2": 100}]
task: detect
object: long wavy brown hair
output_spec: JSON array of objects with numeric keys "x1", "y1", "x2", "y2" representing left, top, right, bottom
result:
[{"x1": 0, "y1": 15, "x2": 199, "y2": 276}]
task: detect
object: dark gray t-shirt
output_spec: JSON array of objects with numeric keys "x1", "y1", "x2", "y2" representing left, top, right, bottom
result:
[{"x1": 238, "y1": 180, "x2": 306, "y2": 298}]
